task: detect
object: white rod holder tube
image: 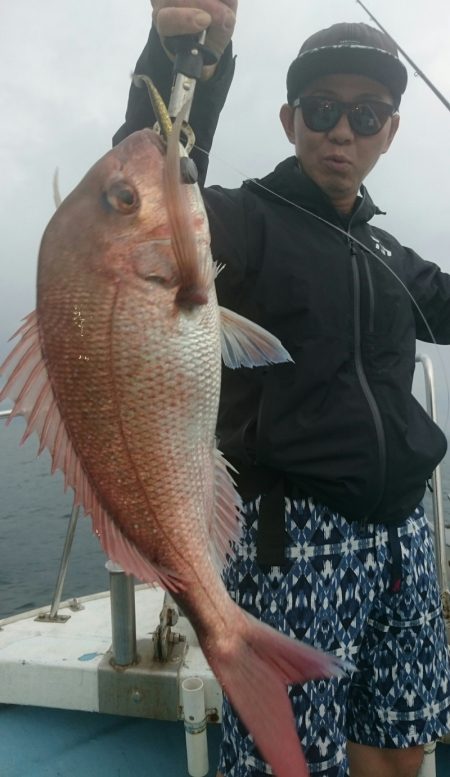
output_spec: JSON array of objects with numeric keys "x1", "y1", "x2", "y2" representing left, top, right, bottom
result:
[
  {"x1": 182, "y1": 677, "x2": 209, "y2": 777},
  {"x1": 417, "y1": 741, "x2": 437, "y2": 777}
]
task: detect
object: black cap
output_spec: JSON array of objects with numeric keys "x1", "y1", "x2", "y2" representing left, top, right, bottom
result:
[{"x1": 287, "y1": 22, "x2": 408, "y2": 107}]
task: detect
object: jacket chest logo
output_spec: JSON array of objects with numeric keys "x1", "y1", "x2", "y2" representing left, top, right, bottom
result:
[{"x1": 370, "y1": 234, "x2": 392, "y2": 258}]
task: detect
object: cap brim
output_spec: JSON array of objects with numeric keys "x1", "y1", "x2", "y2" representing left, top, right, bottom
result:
[{"x1": 287, "y1": 45, "x2": 408, "y2": 105}]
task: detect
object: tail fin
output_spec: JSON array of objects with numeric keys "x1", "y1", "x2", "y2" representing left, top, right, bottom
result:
[{"x1": 208, "y1": 613, "x2": 344, "y2": 777}]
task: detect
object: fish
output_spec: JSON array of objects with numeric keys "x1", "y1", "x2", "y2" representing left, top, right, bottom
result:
[{"x1": 0, "y1": 112, "x2": 344, "y2": 777}]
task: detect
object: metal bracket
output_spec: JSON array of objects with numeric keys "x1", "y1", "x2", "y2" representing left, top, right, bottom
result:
[
  {"x1": 153, "y1": 601, "x2": 186, "y2": 662},
  {"x1": 35, "y1": 611, "x2": 71, "y2": 624},
  {"x1": 34, "y1": 598, "x2": 84, "y2": 624},
  {"x1": 98, "y1": 636, "x2": 187, "y2": 720}
]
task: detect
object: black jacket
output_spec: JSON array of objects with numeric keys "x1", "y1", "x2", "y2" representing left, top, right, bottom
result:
[{"x1": 115, "y1": 30, "x2": 450, "y2": 525}]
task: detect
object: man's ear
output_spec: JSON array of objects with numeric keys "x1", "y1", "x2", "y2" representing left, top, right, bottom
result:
[
  {"x1": 280, "y1": 103, "x2": 296, "y2": 144},
  {"x1": 382, "y1": 113, "x2": 400, "y2": 154}
]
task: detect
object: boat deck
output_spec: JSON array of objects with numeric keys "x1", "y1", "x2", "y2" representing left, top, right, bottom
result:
[
  {"x1": 1, "y1": 704, "x2": 450, "y2": 777},
  {"x1": 0, "y1": 704, "x2": 221, "y2": 776},
  {"x1": 0, "y1": 585, "x2": 222, "y2": 776},
  {"x1": 0, "y1": 586, "x2": 221, "y2": 719},
  {"x1": 1, "y1": 582, "x2": 449, "y2": 776}
]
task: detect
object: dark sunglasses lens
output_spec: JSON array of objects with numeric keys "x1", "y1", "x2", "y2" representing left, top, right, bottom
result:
[
  {"x1": 299, "y1": 97, "x2": 394, "y2": 135},
  {"x1": 301, "y1": 98, "x2": 341, "y2": 131},
  {"x1": 350, "y1": 103, "x2": 393, "y2": 135}
]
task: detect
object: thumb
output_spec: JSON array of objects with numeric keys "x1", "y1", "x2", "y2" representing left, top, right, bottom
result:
[{"x1": 154, "y1": 8, "x2": 212, "y2": 39}]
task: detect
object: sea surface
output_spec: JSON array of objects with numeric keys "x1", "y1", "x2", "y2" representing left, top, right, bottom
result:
[
  {"x1": 1, "y1": 416, "x2": 450, "y2": 620},
  {"x1": 0, "y1": 418, "x2": 108, "y2": 619}
]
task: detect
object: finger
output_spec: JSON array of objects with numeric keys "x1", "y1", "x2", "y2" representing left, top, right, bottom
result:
[
  {"x1": 156, "y1": 7, "x2": 212, "y2": 38},
  {"x1": 154, "y1": 2, "x2": 237, "y2": 65},
  {"x1": 155, "y1": 1, "x2": 236, "y2": 36},
  {"x1": 152, "y1": 0, "x2": 237, "y2": 15}
]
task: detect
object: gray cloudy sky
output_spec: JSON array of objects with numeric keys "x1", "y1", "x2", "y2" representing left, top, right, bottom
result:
[{"x1": 1, "y1": 0, "x2": 450, "y2": 418}]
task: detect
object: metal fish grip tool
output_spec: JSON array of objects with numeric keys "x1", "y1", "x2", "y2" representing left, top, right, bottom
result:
[{"x1": 165, "y1": 30, "x2": 217, "y2": 182}]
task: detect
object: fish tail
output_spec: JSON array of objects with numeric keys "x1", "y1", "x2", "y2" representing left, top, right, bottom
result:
[{"x1": 208, "y1": 613, "x2": 345, "y2": 777}]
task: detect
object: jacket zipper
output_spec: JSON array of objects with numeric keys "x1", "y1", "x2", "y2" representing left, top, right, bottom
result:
[
  {"x1": 349, "y1": 237, "x2": 387, "y2": 518},
  {"x1": 362, "y1": 254, "x2": 375, "y2": 333}
]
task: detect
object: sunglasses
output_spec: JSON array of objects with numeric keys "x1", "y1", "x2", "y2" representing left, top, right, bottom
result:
[{"x1": 292, "y1": 96, "x2": 397, "y2": 136}]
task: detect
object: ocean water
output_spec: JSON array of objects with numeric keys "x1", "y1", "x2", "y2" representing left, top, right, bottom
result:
[
  {"x1": 0, "y1": 418, "x2": 108, "y2": 619},
  {"x1": 1, "y1": 415, "x2": 449, "y2": 620}
]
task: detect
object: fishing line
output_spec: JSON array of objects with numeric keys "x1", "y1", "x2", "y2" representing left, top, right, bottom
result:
[{"x1": 194, "y1": 143, "x2": 450, "y2": 432}]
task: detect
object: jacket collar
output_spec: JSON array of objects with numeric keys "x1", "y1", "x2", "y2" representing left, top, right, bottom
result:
[{"x1": 244, "y1": 156, "x2": 383, "y2": 227}]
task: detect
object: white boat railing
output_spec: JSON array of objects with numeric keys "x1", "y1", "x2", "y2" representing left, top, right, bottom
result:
[{"x1": 415, "y1": 354, "x2": 449, "y2": 598}]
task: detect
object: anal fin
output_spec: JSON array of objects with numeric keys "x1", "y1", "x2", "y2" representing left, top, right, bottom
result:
[{"x1": 209, "y1": 447, "x2": 243, "y2": 572}]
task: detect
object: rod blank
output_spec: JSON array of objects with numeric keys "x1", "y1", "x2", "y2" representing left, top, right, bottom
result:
[{"x1": 356, "y1": 0, "x2": 450, "y2": 112}]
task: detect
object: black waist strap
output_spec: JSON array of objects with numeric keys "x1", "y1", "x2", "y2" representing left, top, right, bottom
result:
[
  {"x1": 256, "y1": 477, "x2": 287, "y2": 567},
  {"x1": 231, "y1": 463, "x2": 406, "y2": 579},
  {"x1": 230, "y1": 463, "x2": 305, "y2": 568},
  {"x1": 387, "y1": 524, "x2": 403, "y2": 593}
]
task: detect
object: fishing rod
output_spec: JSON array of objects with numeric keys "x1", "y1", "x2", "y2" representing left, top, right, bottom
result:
[{"x1": 356, "y1": 0, "x2": 450, "y2": 112}]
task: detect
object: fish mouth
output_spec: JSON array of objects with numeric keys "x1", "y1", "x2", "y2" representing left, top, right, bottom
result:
[{"x1": 175, "y1": 283, "x2": 209, "y2": 309}]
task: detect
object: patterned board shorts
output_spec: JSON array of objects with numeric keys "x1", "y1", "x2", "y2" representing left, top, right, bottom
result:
[{"x1": 218, "y1": 498, "x2": 450, "y2": 776}]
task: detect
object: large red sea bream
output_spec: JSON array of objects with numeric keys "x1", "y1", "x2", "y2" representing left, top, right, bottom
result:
[{"x1": 0, "y1": 115, "x2": 342, "y2": 777}]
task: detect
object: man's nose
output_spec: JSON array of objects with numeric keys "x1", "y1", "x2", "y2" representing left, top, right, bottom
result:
[{"x1": 327, "y1": 112, "x2": 354, "y2": 143}]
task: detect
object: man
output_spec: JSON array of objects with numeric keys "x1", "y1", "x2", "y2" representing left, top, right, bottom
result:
[{"x1": 114, "y1": 3, "x2": 450, "y2": 775}]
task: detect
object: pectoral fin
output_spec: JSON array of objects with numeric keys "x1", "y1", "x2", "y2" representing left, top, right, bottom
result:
[{"x1": 220, "y1": 307, "x2": 293, "y2": 369}]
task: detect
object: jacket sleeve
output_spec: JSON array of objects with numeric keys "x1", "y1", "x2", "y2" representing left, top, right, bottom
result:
[
  {"x1": 404, "y1": 247, "x2": 450, "y2": 343},
  {"x1": 112, "y1": 27, "x2": 235, "y2": 186},
  {"x1": 205, "y1": 185, "x2": 268, "y2": 313}
]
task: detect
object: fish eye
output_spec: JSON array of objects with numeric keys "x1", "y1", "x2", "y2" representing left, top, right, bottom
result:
[
  {"x1": 132, "y1": 253, "x2": 179, "y2": 287},
  {"x1": 143, "y1": 272, "x2": 179, "y2": 288},
  {"x1": 144, "y1": 274, "x2": 168, "y2": 285},
  {"x1": 104, "y1": 181, "x2": 140, "y2": 214}
]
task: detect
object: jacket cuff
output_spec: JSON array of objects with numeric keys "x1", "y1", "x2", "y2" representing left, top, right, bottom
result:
[{"x1": 113, "y1": 26, "x2": 235, "y2": 185}]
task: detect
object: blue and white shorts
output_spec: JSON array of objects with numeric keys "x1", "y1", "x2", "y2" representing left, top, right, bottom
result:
[{"x1": 218, "y1": 498, "x2": 450, "y2": 776}]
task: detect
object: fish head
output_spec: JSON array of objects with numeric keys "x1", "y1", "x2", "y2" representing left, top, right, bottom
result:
[{"x1": 38, "y1": 128, "x2": 213, "y2": 318}]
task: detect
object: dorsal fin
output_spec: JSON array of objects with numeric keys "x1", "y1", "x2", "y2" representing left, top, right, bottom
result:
[{"x1": 0, "y1": 313, "x2": 184, "y2": 592}]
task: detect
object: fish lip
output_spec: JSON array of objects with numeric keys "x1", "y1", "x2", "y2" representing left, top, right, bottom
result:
[{"x1": 175, "y1": 283, "x2": 209, "y2": 309}]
